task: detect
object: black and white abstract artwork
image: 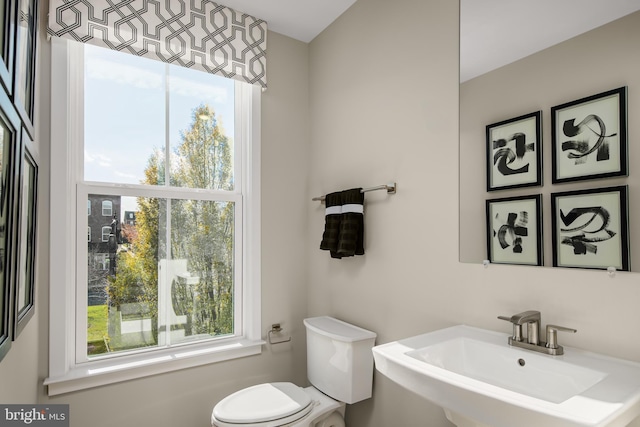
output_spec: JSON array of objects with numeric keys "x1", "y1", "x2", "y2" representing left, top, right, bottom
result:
[
  {"x1": 552, "y1": 87, "x2": 627, "y2": 183},
  {"x1": 486, "y1": 111, "x2": 542, "y2": 191},
  {"x1": 486, "y1": 194, "x2": 542, "y2": 266},
  {"x1": 551, "y1": 186, "x2": 629, "y2": 271}
]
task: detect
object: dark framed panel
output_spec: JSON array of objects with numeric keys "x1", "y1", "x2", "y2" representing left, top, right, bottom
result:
[
  {"x1": 13, "y1": 134, "x2": 37, "y2": 338},
  {"x1": 0, "y1": 0, "x2": 17, "y2": 95},
  {"x1": 551, "y1": 186, "x2": 629, "y2": 271},
  {"x1": 486, "y1": 111, "x2": 542, "y2": 192},
  {"x1": 12, "y1": 0, "x2": 38, "y2": 139},
  {"x1": 551, "y1": 87, "x2": 628, "y2": 184},
  {"x1": 486, "y1": 194, "x2": 543, "y2": 266},
  {"x1": 0, "y1": 86, "x2": 21, "y2": 363}
]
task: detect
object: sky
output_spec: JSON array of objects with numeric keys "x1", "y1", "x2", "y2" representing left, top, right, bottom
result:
[
  {"x1": 83, "y1": 44, "x2": 236, "y2": 215},
  {"x1": 83, "y1": 44, "x2": 235, "y2": 184}
]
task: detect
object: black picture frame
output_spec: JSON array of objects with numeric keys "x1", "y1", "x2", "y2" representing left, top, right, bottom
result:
[
  {"x1": 486, "y1": 194, "x2": 543, "y2": 266},
  {"x1": 551, "y1": 186, "x2": 629, "y2": 271},
  {"x1": 12, "y1": 0, "x2": 38, "y2": 140},
  {"x1": 486, "y1": 111, "x2": 542, "y2": 191},
  {"x1": 0, "y1": 85, "x2": 21, "y2": 363},
  {"x1": 551, "y1": 87, "x2": 628, "y2": 184},
  {"x1": 13, "y1": 136, "x2": 37, "y2": 338},
  {"x1": 0, "y1": 0, "x2": 17, "y2": 95}
]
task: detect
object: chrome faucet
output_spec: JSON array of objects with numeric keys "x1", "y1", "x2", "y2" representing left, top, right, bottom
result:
[{"x1": 498, "y1": 310, "x2": 576, "y2": 356}]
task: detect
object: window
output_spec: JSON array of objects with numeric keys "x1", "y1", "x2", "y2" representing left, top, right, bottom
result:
[
  {"x1": 87, "y1": 200, "x2": 91, "y2": 215},
  {"x1": 101, "y1": 200, "x2": 112, "y2": 216},
  {"x1": 100, "y1": 226, "x2": 111, "y2": 242},
  {"x1": 87, "y1": 227, "x2": 91, "y2": 242},
  {"x1": 47, "y1": 39, "x2": 262, "y2": 395},
  {"x1": 91, "y1": 254, "x2": 109, "y2": 271}
]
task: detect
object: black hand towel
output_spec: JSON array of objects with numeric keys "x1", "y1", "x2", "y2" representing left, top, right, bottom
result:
[
  {"x1": 337, "y1": 188, "x2": 365, "y2": 257},
  {"x1": 319, "y1": 192, "x2": 343, "y2": 258}
]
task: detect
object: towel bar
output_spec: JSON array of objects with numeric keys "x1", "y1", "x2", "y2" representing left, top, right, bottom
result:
[{"x1": 312, "y1": 182, "x2": 396, "y2": 202}]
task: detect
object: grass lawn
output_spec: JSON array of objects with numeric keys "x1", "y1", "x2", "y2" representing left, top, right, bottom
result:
[{"x1": 87, "y1": 305, "x2": 108, "y2": 354}]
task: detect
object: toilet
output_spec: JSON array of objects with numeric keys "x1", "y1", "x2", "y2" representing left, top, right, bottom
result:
[{"x1": 211, "y1": 316, "x2": 377, "y2": 427}]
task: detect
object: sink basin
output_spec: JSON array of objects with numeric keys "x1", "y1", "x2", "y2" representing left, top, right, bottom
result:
[{"x1": 372, "y1": 325, "x2": 640, "y2": 427}]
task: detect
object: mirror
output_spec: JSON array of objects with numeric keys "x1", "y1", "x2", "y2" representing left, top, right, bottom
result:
[{"x1": 459, "y1": 1, "x2": 640, "y2": 270}]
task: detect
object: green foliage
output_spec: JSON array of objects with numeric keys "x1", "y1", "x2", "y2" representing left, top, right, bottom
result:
[
  {"x1": 106, "y1": 103, "x2": 235, "y2": 344},
  {"x1": 174, "y1": 105, "x2": 232, "y2": 190}
]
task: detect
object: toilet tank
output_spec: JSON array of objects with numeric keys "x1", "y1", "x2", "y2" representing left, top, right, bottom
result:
[{"x1": 303, "y1": 316, "x2": 377, "y2": 404}]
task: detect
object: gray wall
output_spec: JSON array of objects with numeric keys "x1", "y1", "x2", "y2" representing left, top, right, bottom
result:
[{"x1": 307, "y1": 0, "x2": 460, "y2": 425}]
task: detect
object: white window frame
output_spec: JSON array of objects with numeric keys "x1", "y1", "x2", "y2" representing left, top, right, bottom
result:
[
  {"x1": 100, "y1": 226, "x2": 111, "y2": 242},
  {"x1": 101, "y1": 200, "x2": 113, "y2": 216},
  {"x1": 46, "y1": 38, "x2": 263, "y2": 396}
]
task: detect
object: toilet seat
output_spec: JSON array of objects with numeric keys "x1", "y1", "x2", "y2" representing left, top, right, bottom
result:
[{"x1": 212, "y1": 382, "x2": 314, "y2": 427}]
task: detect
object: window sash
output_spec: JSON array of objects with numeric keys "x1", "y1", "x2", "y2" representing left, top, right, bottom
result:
[
  {"x1": 75, "y1": 42, "x2": 245, "y2": 362},
  {"x1": 101, "y1": 200, "x2": 112, "y2": 216},
  {"x1": 76, "y1": 183, "x2": 244, "y2": 364},
  {"x1": 100, "y1": 225, "x2": 110, "y2": 242},
  {"x1": 46, "y1": 38, "x2": 262, "y2": 395}
]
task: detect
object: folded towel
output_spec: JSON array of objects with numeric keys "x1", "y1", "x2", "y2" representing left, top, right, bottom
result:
[
  {"x1": 319, "y1": 192, "x2": 343, "y2": 258},
  {"x1": 337, "y1": 188, "x2": 364, "y2": 257}
]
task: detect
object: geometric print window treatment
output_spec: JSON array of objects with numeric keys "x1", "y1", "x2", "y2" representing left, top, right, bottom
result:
[{"x1": 48, "y1": 0, "x2": 267, "y2": 89}]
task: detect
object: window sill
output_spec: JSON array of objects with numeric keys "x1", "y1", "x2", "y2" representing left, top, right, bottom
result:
[{"x1": 44, "y1": 338, "x2": 265, "y2": 396}]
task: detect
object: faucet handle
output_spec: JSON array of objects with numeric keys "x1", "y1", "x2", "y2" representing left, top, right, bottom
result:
[
  {"x1": 545, "y1": 324, "x2": 577, "y2": 350},
  {"x1": 498, "y1": 315, "x2": 523, "y2": 342}
]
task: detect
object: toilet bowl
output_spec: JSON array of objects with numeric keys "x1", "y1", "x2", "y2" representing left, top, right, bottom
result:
[
  {"x1": 211, "y1": 383, "x2": 345, "y2": 427},
  {"x1": 211, "y1": 316, "x2": 376, "y2": 427}
]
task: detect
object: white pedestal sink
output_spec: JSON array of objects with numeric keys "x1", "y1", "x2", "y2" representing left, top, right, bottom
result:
[{"x1": 372, "y1": 325, "x2": 640, "y2": 427}]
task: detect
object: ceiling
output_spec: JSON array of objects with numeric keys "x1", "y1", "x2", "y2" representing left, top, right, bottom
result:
[
  {"x1": 221, "y1": 0, "x2": 640, "y2": 81},
  {"x1": 460, "y1": 0, "x2": 640, "y2": 82},
  {"x1": 220, "y1": 0, "x2": 357, "y2": 43}
]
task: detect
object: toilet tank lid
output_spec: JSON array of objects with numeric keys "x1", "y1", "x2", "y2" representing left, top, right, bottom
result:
[{"x1": 304, "y1": 316, "x2": 376, "y2": 342}]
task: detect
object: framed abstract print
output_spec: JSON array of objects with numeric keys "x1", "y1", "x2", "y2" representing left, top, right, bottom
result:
[
  {"x1": 0, "y1": 0, "x2": 16, "y2": 94},
  {"x1": 551, "y1": 186, "x2": 629, "y2": 271},
  {"x1": 13, "y1": 139, "x2": 37, "y2": 338},
  {"x1": 12, "y1": 0, "x2": 38, "y2": 138},
  {"x1": 551, "y1": 87, "x2": 627, "y2": 183},
  {"x1": 486, "y1": 111, "x2": 542, "y2": 191},
  {"x1": 486, "y1": 194, "x2": 543, "y2": 266},
  {"x1": 0, "y1": 88, "x2": 20, "y2": 362}
]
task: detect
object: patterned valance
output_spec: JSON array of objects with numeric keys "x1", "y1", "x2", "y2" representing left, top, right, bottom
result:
[{"x1": 48, "y1": 0, "x2": 267, "y2": 88}]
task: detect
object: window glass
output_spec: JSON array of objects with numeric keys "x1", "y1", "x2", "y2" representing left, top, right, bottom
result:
[
  {"x1": 168, "y1": 65, "x2": 235, "y2": 190},
  {"x1": 100, "y1": 226, "x2": 111, "y2": 242},
  {"x1": 83, "y1": 44, "x2": 235, "y2": 189},
  {"x1": 83, "y1": 45, "x2": 238, "y2": 358},
  {"x1": 102, "y1": 200, "x2": 112, "y2": 216},
  {"x1": 84, "y1": 46, "x2": 164, "y2": 185}
]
